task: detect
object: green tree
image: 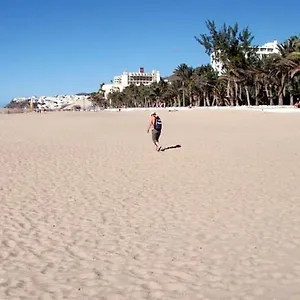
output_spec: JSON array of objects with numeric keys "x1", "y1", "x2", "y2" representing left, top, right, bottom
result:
[
  {"x1": 174, "y1": 63, "x2": 194, "y2": 106},
  {"x1": 195, "y1": 20, "x2": 258, "y2": 105}
]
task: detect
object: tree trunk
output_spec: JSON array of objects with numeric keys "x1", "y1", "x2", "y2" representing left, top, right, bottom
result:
[
  {"x1": 203, "y1": 92, "x2": 206, "y2": 107},
  {"x1": 212, "y1": 97, "x2": 216, "y2": 106},
  {"x1": 278, "y1": 93, "x2": 284, "y2": 106},
  {"x1": 245, "y1": 86, "x2": 251, "y2": 106},
  {"x1": 234, "y1": 82, "x2": 239, "y2": 105},
  {"x1": 265, "y1": 85, "x2": 269, "y2": 99},
  {"x1": 230, "y1": 85, "x2": 235, "y2": 106},
  {"x1": 188, "y1": 87, "x2": 193, "y2": 106},
  {"x1": 270, "y1": 88, "x2": 274, "y2": 106},
  {"x1": 226, "y1": 81, "x2": 231, "y2": 101},
  {"x1": 278, "y1": 74, "x2": 286, "y2": 106},
  {"x1": 255, "y1": 84, "x2": 259, "y2": 106},
  {"x1": 290, "y1": 94, "x2": 294, "y2": 106},
  {"x1": 265, "y1": 85, "x2": 274, "y2": 105},
  {"x1": 177, "y1": 94, "x2": 181, "y2": 107},
  {"x1": 190, "y1": 95, "x2": 193, "y2": 106},
  {"x1": 224, "y1": 98, "x2": 231, "y2": 106},
  {"x1": 239, "y1": 84, "x2": 242, "y2": 103},
  {"x1": 206, "y1": 96, "x2": 210, "y2": 106}
]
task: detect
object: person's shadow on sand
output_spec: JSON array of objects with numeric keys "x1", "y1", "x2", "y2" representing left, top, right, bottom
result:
[{"x1": 160, "y1": 144, "x2": 181, "y2": 152}]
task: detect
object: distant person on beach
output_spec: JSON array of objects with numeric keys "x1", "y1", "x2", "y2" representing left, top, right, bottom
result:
[{"x1": 147, "y1": 112, "x2": 162, "y2": 151}]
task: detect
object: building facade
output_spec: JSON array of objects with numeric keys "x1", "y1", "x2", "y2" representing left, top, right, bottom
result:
[
  {"x1": 102, "y1": 68, "x2": 160, "y2": 99},
  {"x1": 256, "y1": 40, "x2": 279, "y2": 59},
  {"x1": 210, "y1": 51, "x2": 223, "y2": 75},
  {"x1": 210, "y1": 40, "x2": 280, "y2": 75}
]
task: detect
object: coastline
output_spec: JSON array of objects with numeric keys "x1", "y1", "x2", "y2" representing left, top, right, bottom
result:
[{"x1": 2, "y1": 105, "x2": 300, "y2": 115}]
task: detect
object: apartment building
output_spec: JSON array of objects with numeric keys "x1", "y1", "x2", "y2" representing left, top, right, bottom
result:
[
  {"x1": 102, "y1": 68, "x2": 160, "y2": 99},
  {"x1": 211, "y1": 40, "x2": 280, "y2": 75}
]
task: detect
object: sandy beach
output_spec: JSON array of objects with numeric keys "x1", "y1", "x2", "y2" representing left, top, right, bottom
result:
[{"x1": 1, "y1": 109, "x2": 300, "y2": 300}]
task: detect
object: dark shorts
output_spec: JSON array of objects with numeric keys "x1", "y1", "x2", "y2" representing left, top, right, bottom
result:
[{"x1": 152, "y1": 129, "x2": 161, "y2": 143}]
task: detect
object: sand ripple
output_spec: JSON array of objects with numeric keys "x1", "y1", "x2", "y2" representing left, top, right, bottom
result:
[{"x1": 1, "y1": 111, "x2": 300, "y2": 299}]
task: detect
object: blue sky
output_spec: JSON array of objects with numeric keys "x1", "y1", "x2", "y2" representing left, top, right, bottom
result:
[{"x1": 1, "y1": 0, "x2": 299, "y2": 106}]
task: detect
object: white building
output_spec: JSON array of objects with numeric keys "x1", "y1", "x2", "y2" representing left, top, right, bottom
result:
[
  {"x1": 210, "y1": 51, "x2": 223, "y2": 75},
  {"x1": 211, "y1": 40, "x2": 280, "y2": 75},
  {"x1": 256, "y1": 40, "x2": 279, "y2": 59},
  {"x1": 10, "y1": 94, "x2": 91, "y2": 110},
  {"x1": 102, "y1": 68, "x2": 160, "y2": 99}
]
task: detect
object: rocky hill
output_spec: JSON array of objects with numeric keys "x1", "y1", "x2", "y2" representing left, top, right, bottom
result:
[
  {"x1": 5, "y1": 94, "x2": 92, "y2": 110},
  {"x1": 5, "y1": 100, "x2": 35, "y2": 109}
]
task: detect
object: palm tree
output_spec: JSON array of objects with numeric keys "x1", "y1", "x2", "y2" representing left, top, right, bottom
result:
[
  {"x1": 88, "y1": 92, "x2": 105, "y2": 108},
  {"x1": 107, "y1": 90, "x2": 123, "y2": 108},
  {"x1": 195, "y1": 20, "x2": 258, "y2": 106},
  {"x1": 96, "y1": 24, "x2": 299, "y2": 109},
  {"x1": 98, "y1": 82, "x2": 105, "y2": 94},
  {"x1": 164, "y1": 80, "x2": 183, "y2": 107},
  {"x1": 192, "y1": 64, "x2": 218, "y2": 106},
  {"x1": 174, "y1": 64, "x2": 194, "y2": 106},
  {"x1": 260, "y1": 36, "x2": 300, "y2": 105}
]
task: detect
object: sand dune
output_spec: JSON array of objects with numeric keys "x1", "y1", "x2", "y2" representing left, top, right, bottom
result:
[{"x1": 1, "y1": 110, "x2": 300, "y2": 300}]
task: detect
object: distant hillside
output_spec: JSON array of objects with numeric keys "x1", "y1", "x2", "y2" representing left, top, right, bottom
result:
[
  {"x1": 4, "y1": 93, "x2": 92, "y2": 110},
  {"x1": 76, "y1": 92, "x2": 92, "y2": 96},
  {"x1": 5, "y1": 100, "x2": 33, "y2": 109},
  {"x1": 163, "y1": 74, "x2": 180, "y2": 82}
]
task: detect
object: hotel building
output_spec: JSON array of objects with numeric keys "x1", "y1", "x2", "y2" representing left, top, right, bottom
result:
[
  {"x1": 211, "y1": 40, "x2": 280, "y2": 75},
  {"x1": 102, "y1": 68, "x2": 160, "y2": 99}
]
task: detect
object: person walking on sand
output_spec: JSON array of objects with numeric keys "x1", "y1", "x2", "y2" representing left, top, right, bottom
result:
[{"x1": 147, "y1": 112, "x2": 162, "y2": 151}]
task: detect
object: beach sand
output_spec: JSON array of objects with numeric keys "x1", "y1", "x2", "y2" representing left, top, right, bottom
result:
[{"x1": 1, "y1": 109, "x2": 300, "y2": 300}]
